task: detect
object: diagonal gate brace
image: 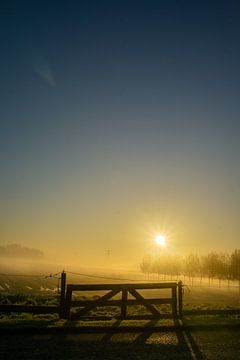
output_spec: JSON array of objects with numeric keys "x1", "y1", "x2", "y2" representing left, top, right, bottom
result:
[
  {"x1": 128, "y1": 288, "x2": 160, "y2": 317},
  {"x1": 71, "y1": 288, "x2": 121, "y2": 319}
]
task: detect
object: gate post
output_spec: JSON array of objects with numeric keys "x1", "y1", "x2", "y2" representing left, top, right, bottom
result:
[
  {"x1": 172, "y1": 285, "x2": 177, "y2": 318},
  {"x1": 121, "y1": 287, "x2": 128, "y2": 318},
  {"x1": 64, "y1": 286, "x2": 72, "y2": 319},
  {"x1": 178, "y1": 281, "x2": 183, "y2": 319},
  {"x1": 59, "y1": 271, "x2": 66, "y2": 318}
]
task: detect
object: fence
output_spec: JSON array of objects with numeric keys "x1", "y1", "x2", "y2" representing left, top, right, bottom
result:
[
  {"x1": 0, "y1": 271, "x2": 65, "y2": 316},
  {"x1": 1, "y1": 271, "x2": 240, "y2": 319},
  {"x1": 0, "y1": 304, "x2": 59, "y2": 314},
  {"x1": 0, "y1": 271, "x2": 183, "y2": 320}
]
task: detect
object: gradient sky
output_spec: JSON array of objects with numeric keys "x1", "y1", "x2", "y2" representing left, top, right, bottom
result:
[{"x1": 1, "y1": 1, "x2": 240, "y2": 267}]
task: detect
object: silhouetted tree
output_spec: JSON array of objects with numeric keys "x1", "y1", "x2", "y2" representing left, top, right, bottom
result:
[
  {"x1": 230, "y1": 249, "x2": 240, "y2": 290},
  {"x1": 183, "y1": 253, "x2": 200, "y2": 285},
  {"x1": 140, "y1": 254, "x2": 153, "y2": 279},
  {"x1": 0, "y1": 244, "x2": 43, "y2": 258},
  {"x1": 140, "y1": 249, "x2": 240, "y2": 288}
]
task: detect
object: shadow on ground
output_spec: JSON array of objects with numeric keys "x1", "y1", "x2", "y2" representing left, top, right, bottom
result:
[{"x1": 1, "y1": 319, "x2": 205, "y2": 360}]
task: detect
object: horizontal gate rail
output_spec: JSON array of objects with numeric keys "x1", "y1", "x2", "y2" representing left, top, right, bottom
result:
[
  {"x1": 0, "y1": 305, "x2": 59, "y2": 314},
  {"x1": 71, "y1": 298, "x2": 173, "y2": 306},
  {"x1": 67, "y1": 282, "x2": 179, "y2": 291}
]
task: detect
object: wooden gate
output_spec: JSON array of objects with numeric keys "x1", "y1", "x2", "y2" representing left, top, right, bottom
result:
[{"x1": 63, "y1": 281, "x2": 183, "y2": 320}]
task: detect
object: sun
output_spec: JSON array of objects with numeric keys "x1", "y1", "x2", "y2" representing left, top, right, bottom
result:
[{"x1": 154, "y1": 234, "x2": 166, "y2": 248}]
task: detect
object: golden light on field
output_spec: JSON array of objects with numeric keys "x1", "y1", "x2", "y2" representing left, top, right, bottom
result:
[{"x1": 155, "y1": 234, "x2": 167, "y2": 248}]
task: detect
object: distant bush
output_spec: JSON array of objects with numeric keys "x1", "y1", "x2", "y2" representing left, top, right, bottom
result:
[{"x1": 0, "y1": 244, "x2": 43, "y2": 258}]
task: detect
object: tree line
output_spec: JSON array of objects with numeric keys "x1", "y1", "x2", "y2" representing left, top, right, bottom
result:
[
  {"x1": 140, "y1": 249, "x2": 240, "y2": 286},
  {"x1": 0, "y1": 244, "x2": 44, "y2": 259}
]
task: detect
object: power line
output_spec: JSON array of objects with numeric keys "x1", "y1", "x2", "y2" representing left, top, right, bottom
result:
[
  {"x1": 0, "y1": 272, "x2": 61, "y2": 278},
  {"x1": 66, "y1": 271, "x2": 138, "y2": 281},
  {"x1": 0, "y1": 270, "x2": 178, "y2": 282},
  {"x1": 0, "y1": 273, "x2": 44, "y2": 277},
  {"x1": 66, "y1": 270, "x2": 177, "y2": 283}
]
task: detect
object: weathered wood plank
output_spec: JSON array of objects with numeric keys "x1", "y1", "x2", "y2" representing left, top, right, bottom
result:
[
  {"x1": 178, "y1": 281, "x2": 183, "y2": 319},
  {"x1": 67, "y1": 314, "x2": 175, "y2": 321},
  {"x1": 71, "y1": 298, "x2": 173, "y2": 307},
  {"x1": 171, "y1": 286, "x2": 177, "y2": 318},
  {"x1": 0, "y1": 305, "x2": 59, "y2": 314},
  {"x1": 121, "y1": 289, "x2": 128, "y2": 318},
  {"x1": 68, "y1": 282, "x2": 177, "y2": 291},
  {"x1": 59, "y1": 271, "x2": 66, "y2": 318},
  {"x1": 64, "y1": 287, "x2": 72, "y2": 319}
]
